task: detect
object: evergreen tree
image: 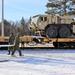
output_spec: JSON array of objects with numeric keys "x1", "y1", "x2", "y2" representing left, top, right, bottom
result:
[
  {"x1": 45, "y1": 0, "x2": 75, "y2": 16},
  {"x1": 20, "y1": 17, "x2": 28, "y2": 36},
  {"x1": 21, "y1": 17, "x2": 26, "y2": 28},
  {"x1": 4, "y1": 20, "x2": 11, "y2": 36}
]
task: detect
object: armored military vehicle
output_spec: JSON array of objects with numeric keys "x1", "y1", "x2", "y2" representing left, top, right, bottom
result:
[{"x1": 30, "y1": 14, "x2": 75, "y2": 38}]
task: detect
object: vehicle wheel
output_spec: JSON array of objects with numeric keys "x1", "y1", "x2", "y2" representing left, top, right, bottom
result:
[
  {"x1": 46, "y1": 26, "x2": 58, "y2": 38},
  {"x1": 59, "y1": 27, "x2": 70, "y2": 38}
]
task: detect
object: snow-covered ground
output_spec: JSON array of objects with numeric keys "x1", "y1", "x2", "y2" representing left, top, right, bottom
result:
[{"x1": 0, "y1": 49, "x2": 75, "y2": 75}]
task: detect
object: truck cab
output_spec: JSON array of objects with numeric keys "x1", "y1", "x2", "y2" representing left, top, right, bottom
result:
[
  {"x1": 30, "y1": 14, "x2": 75, "y2": 38},
  {"x1": 30, "y1": 15, "x2": 49, "y2": 30}
]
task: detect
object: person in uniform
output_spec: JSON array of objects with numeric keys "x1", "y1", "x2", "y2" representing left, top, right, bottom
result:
[
  {"x1": 8, "y1": 32, "x2": 15, "y2": 55},
  {"x1": 11, "y1": 33, "x2": 23, "y2": 56}
]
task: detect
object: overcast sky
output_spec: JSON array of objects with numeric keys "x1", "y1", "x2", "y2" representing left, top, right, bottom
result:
[{"x1": 0, "y1": 0, "x2": 47, "y2": 21}]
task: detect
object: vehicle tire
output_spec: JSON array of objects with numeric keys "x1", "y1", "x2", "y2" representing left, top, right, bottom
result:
[
  {"x1": 46, "y1": 26, "x2": 58, "y2": 38},
  {"x1": 59, "y1": 27, "x2": 70, "y2": 38}
]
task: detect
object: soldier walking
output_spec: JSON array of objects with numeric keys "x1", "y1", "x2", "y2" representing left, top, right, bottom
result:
[
  {"x1": 11, "y1": 33, "x2": 23, "y2": 56},
  {"x1": 8, "y1": 32, "x2": 15, "y2": 55}
]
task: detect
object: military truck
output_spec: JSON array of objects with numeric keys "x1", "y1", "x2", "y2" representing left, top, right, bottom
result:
[
  {"x1": 29, "y1": 14, "x2": 75, "y2": 48},
  {"x1": 30, "y1": 14, "x2": 75, "y2": 38}
]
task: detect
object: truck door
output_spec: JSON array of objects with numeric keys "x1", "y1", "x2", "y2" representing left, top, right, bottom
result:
[{"x1": 38, "y1": 16, "x2": 47, "y2": 30}]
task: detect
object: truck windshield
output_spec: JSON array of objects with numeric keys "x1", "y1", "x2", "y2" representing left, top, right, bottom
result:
[{"x1": 31, "y1": 16, "x2": 39, "y2": 22}]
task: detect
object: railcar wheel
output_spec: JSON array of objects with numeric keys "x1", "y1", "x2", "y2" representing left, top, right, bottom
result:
[
  {"x1": 65, "y1": 42, "x2": 75, "y2": 48},
  {"x1": 46, "y1": 26, "x2": 58, "y2": 38},
  {"x1": 59, "y1": 27, "x2": 70, "y2": 38},
  {"x1": 54, "y1": 42, "x2": 66, "y2": 48}
]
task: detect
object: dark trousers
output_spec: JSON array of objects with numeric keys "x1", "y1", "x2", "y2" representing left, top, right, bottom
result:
[
  {"x1": 11, "y1": 46, "x2": 22, "y2": 56},
  {"x1": 8, "y1": 47, "x2": 13, "y2": 54}
]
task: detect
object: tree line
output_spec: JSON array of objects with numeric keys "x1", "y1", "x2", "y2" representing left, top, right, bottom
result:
[{"x1": 0, "y1": 17, "x2": 34, "y2": 36}]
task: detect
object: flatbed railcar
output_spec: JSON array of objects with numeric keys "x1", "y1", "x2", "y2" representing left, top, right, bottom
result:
[{"x1": 0, "y1": 36, "x2": 75, "y2": 49}]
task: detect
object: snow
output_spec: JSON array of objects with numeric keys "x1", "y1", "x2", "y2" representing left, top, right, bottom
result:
[{"x1": 0, "y1": 49, "x2": 75, "y2": 75}]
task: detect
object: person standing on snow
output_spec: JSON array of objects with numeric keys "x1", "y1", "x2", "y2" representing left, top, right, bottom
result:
[
  {"x1": 8, "y1": 32, "x2": 15, "y2": 55},
  {"x1": 11, "y1": 33, "x2": 23, "y2": 56}
]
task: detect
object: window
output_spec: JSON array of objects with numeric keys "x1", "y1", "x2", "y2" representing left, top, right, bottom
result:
[
  {"x1": 39, "y1": 17, "x2": 43, "y2": 21},
  {"x1": 44, "y1": 17, "x2": 47, "y2": 21}
]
